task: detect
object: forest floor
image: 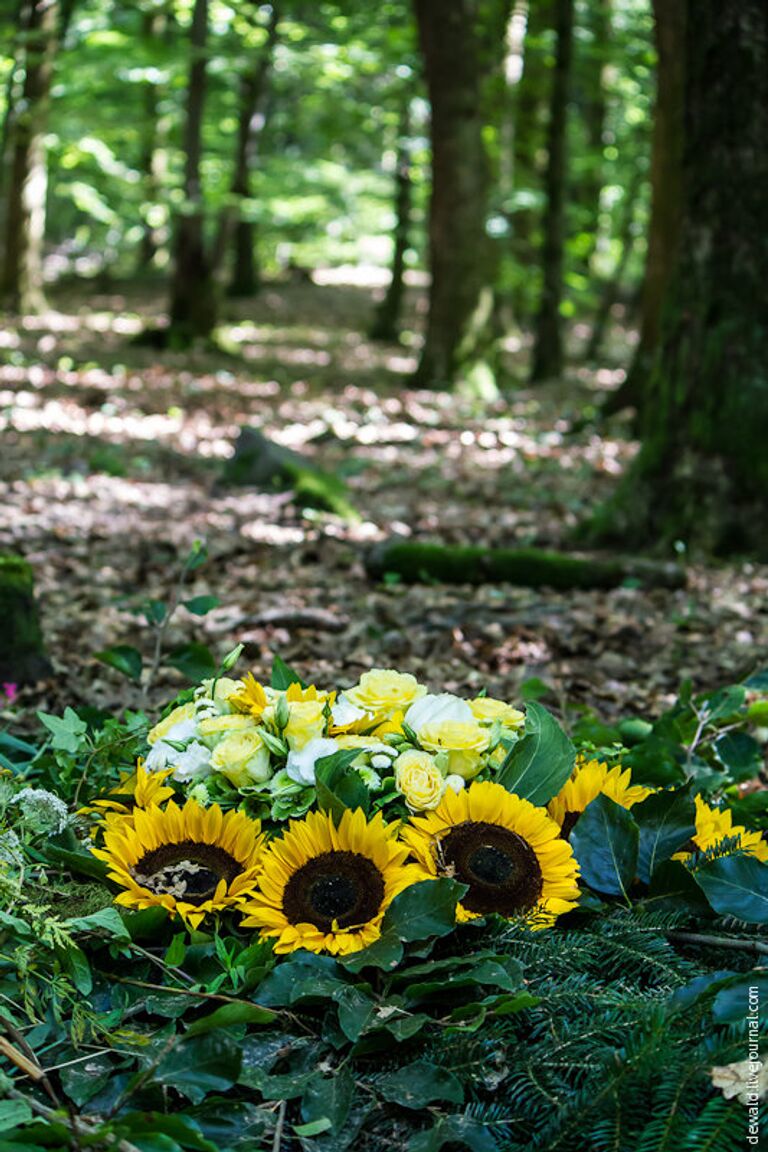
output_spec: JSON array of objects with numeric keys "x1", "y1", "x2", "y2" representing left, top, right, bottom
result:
[{"x1": 1, "y1": 275, "x2": 766, "y2": 731}]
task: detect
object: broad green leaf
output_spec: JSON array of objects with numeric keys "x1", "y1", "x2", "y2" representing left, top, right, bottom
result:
[
  {"x1": 496, "y1": 701, "x2": 575, "y2": 805},
  {"x1": 37, "y1": 706, "x2": 88, "y2": 753},
  {"x1": 185, "y1": 1002, "x2": 277, "y2": 1036},
  {"x1": 294, "y1": 1118, "x2": 334, "y2": 1137},
  {"x1": 300, "y1": 1066, "x2": 355, "y2": 1135},
  {"x1": 315, "y1": 750, "x2": 370, "y2": 820},
  {"x1": 714, "y1": 731, "x2": 763, "y2": 783},
  {"x1": 151, "y1": 1033, "x2": 241, "y2": 1104},
  {"x1": 183, "y1": 595, "x2": 221, "y2": 616},
  {"x1": 168, "y1": 643, "x2": 217, "y2": 682},
  {"x1": 65, "y1": 905, "x2": 131, "y2": 941},
  {"x1": 382, "y1": 879, "x2": 466, "y2": 942},
  {"x1": 408, "y1": 1115, "x2": 497, "y2": 1152},
  {"x1": 338, "y1": 931, "x2": 404, "y2": 972},
  {"x1": 692, "y1": 853, "x2": 768, "y2": 924},
  {"x1": 570, "y1": 795, "x2": 639, "y2": 898},
  {"x1": 271, "y1": 653, "x2": 306, "y2": 690},
  {"x1": 333, "y1": 985, "x2": 376, "y2": 1041},
  {"x1": 0, "y1": 1100, "x2": 33, "y2": 1132},
  {"x1": 256, "y1": 952, "x2": 346, "y2": 1007},
  {"x1": 633, "y1": 785, "x2": 696, "y2": 883},
  {"x1": 378, "y1": 1060, "x2": 463, "y2": 1109}
]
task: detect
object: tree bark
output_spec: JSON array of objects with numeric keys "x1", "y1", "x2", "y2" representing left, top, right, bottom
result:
[
  {"x1": 596, "y1": 0, "x2": 768, "y2": 555},
  {"x1": 413, "y1": 0, "x2": 509, "y2": 390},
  {"x1": 369, "y1": 99, "x2": 413, "y2": 342},
  {"x1": 616, "y1": 0, "x2": 685, "y2": 410},
  {"x1": 136, "y1": 5, "x2": 170, "y2": 273},
  {"x1": 167, "y1": 0, "x2": 216, "y2": 344},
  {"x1": 0, "y1": 0, "x2": 60, "y2": 314},
  {"x1": 529, "y1": 0, "x2": 574, "y2": 381}
]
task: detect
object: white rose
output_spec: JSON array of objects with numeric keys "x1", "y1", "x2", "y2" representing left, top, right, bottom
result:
[
  {"x1": 445, "y1": 774, "x2": 467, "y2": 794},
  {"x1": 405, "y1": 693, "x2": 474, "y2": 735},
  {"x1": 330, "y1": 695, "x2": 370, "y2": 729},
  {"x1": 285, "y1": 737, "x2": 340, "y2": 786},
  {"x1": 168, "y1": 740, "x2": 212, "y2": 783}
]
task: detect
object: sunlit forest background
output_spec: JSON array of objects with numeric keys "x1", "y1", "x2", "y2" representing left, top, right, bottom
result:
[{"x1": 1, "y1": 0, "x2": 766, "y2": 722}]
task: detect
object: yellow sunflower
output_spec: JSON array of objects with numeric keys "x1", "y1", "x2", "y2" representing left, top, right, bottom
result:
[
  {"x1": 402, "y1": 780, "x2": 580, "y2": 929},
  {"x1": 229, "y1": 673, "x2": 269, "y2": 718},
  {"x1": 547, "y1": 756, "x2": 654, "y2": 836},
  {"x1": 240, "y1": 808, "x2": 419, "y2": 955},
  {"x1": 672, "y1": 795, "x2": 768, "y2": 864},
  {"x1": 285, "y1": 682, "x2": 334, "y2": 705},
  {"x1": 79, "y1": 759, "x2": 176, "y2": 822},
  {"x1": 92, "y1": 799, "x2": 265, "y2": 930}
]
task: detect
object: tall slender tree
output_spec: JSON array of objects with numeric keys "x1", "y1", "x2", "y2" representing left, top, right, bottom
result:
[
  {"x1": 413, "y1": 0, "x2": 510, "y2": 390},
  {"x1": 370, "y1": 97, "x2": 413, "y2": 342},
  {"x1": 167, "y1": 0, "x2": 216, "y2": 344},
  {"x1": 598, "y1": 0, "x2": 768, "y2": 553},
  {"x1": 529, "y1": 0, "x2": 574, "y2": 381}
]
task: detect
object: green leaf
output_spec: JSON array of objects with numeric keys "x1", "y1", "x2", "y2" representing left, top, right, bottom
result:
[
  {"x1": 496, "y1": 701, "x2": 575, "y2": 805},
  {"x1": 294, "y1": 1118, "x2": 334, "y2": 1137},
  {"x1": 183, "y1": 595, "x2": 221, "y2": 617},
  {"x1": 0, "y1": 1100, "x2": 33, "y2": 1132},
  {"x1": 58, "y1": 941, "x2": 92, "y2": 994},
  {"x1": 378, "y1": 1060, "x2": 464, "y2": 1109},
  {"x1": 692, "y1": 853, "x2": 768, "y2": 924},
  {"x1": 43, "y1": 844, "x2": 109, "y2": 882},
  {"x1": 714, "y1": 731, "x2": 763, "y2": 783},
  {"x1": 168, "y1": 643, "x2": 217, "y2": 683},
  {"x1": 381, "y1": 879, "x2": 466, "y2": 942},
  {"x1": 143, "y1": 599, "x2": 168, "y2": 626},
  {"x1": 256, "y1": 952, "x2": 347, "y2": 1007},
  {"x1": 333, "y1": 985, "x2": 376, "y2": 1041},
  {"x1": 95, "y1": 644, "x2": 144, "y2": 681},
  {"x1": 185, "y1": 1002, "x2": 277, "y2": 1036},
  {"x1": 338, "y1": 931, "x2": 404, "y2": 973},
  {"x1": 315, "y1": 750, "x2": 370, "y2": 820},
  {"x1": 184, "y1": 540, "x2": 209, "y2": 571},
  {"x1": 408, "y1": 1116, "x2": 497, "y2": 1152},
  {"x1": 300, "y1": 1066, "x2": 355, "y2": 1135},
  {"x1": 37, "y1": 706, "x2": 88, "y2": 753},
  {"x1": 65, "y1": 906, "x2": 131, "y2": 941},
  {"x1": 271, "y1": 653, "x2": 306, "y2": 690},
  {"x1": 151, "y1": 1033, "x2": 241, "y2": 1104},
  {"x1": 633, "y1": 785, "x2": 697, "y2": 884},
  {"x1": 570, "y1": 795, "x2": 639, "y2": 898},
  {"x1": 698, "y1": 684, "x2": 746, "y2": 722}
]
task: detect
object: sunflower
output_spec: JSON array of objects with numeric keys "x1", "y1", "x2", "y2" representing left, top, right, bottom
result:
[
  {"x1": 92, "y1": 799, "x2": 265, "y2": 929},
  {"x1": 402, "y1": 780, "x2": 580, "y2": 929},
  {"x1": 79, "y1": 759, "x2": 176, "y2": 822},
  {"x1": 240, "y1": 808, "x2": 419, "y2": 955},
  {"x1": 672, "y1": 795, "x2": 768, "y2": 864},
  {"x1": 547, "y1": 756, "x2": 654, "y2": 836},
  {"x1": 285, "y1": 682, "x2": 334, "y2": 705}
]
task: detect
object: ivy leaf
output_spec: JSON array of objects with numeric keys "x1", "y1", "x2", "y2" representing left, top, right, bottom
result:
[
  {"x1": 300, "y1": 1066, "x2": 355, "y2": 1134},
  {"x1": 692, "y1": 854, "x2": 768, "y2": 924},
  {"x1": 151, "y1": 1033, "x2": 241, "y2": 1104},
  {"x1": 633, "y1": 785, "x2": 696, "y2": 884},
  {"x1": 570, "y1": 795, "x2": 639, "y2": 898},
  {"x1": 713, "y1": 731, "x2": 763, "y2": 784},
  {"x1": 382, "y1": 879, "x2": 466, "y2": 942},
  {"x1": 496, "y1": 701, "x2": 575, "y2": 805},
  {"x1": 37, "y1": 706, "x2": 88, "y2": 753},
  {"x1": 271, "y1": 653, "x2": 306, "y2": 690},
  {"x1": 183, "y1": 594, "x2": 221, "y2": 616},
  {"x1": 378, "y1": 1060, "x2": 464, "y2": 1108},
  {"x1": 95, "y1": 644, "x2": 143, "y2": 682}
]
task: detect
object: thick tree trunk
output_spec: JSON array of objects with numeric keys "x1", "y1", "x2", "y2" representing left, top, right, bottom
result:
[
  {"x1": 530, "y1": 0, "x2": 574, "y2": 382},
  {"x1": 597, "y1": 0, "x2": 768, "y2": 555},
  {"x1": 616, "y1": 0, "x2": 685, "y2": 410},
  {"x1": 413, "y1": 0, "x2": 508, "y2": 390},
  {"x1": 0, "y1": 0, "x2": 60, "y2": 314},
  {"x1": 369, "y1": 101, "x2": 412, "y2": 342},
  {"x1": 167, "y1": 0, "x2": 216, "y2": 344}
]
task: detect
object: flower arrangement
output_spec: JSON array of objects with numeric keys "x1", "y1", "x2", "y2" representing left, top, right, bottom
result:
[{"x1": 1, "y1": 655, "x2": 766, "y2": 1151}]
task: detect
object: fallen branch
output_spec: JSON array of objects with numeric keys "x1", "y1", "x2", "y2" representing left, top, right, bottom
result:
[
  {"x1": 366, "y1": 539, "x2": 686, "y2": 590},
  {"x1": 238, "y1": 608, "x2": 349, "y2": 633}
]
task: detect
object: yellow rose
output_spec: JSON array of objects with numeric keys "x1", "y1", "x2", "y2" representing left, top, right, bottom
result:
[
  {"x1": 148, "y1": 702, "x2": 196, "y2": 745},
  {"x1": 394, "y1": 749, "x2": 446, "y2": 811},
  {"x1": 198, "y1": 713, "x2": 258, "y2": 749},
  {"x1": 419, "y1": 721, "x2": 490, "y2": 780},
  {"x1": 284, "y1": 700, "x2": 327, "y2": 750},
  {"x1": 210, "y1": 730, "x2": 271, "y2": 787},
  {"x1": 469, "y1": 698, "x2": 525, "y2": 730},
  {"x1": 345, "y1": 670, "x2": 426, "y2": 716}
]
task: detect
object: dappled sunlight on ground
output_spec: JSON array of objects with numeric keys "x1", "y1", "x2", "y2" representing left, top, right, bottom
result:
[{"x1": 1, "y1": 278, "x2": 766, "y2": 728}]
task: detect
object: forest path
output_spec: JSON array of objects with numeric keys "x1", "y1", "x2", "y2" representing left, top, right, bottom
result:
[{"x1": 1, "y1": 278, "x2": 764, "y2": 724}]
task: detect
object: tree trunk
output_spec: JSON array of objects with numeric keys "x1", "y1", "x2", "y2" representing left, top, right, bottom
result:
[
  {"x1": 0, "y1": 552, "x2": 52, "y2": 683},
  {"x1": 585, "y1": 168, "x2": 641, "y2": 363},
  {"x1": 617, "y1": 0, "x2": 686, "y2": 410},
  {"x1": 597, "y1": 0, "x2": 768, "y2": 555},
  {"x1": 0, "y1": 0, "x2": 60, "y2": 314},
  {"x1": 577, "y1": 0, "x2": 610, "y2": 274},
  {"x1": 529, "y1": 0, "x2": 574, "y2": 381},
  {"x1": 369, "y1": 99, "x2": 412, "y2": 342},
  {"x1": 167, "y1": 0, "x2": 216, "y2": 344},
  {"x1": 413, "y1": 0, "x2": 508, "y2": 390},
  {"x1": 509, "y1": 0, "x2": 550, "y2": 276},
  {"x1": 136, "y1": 6, "x2": 170, "y2": 273}
]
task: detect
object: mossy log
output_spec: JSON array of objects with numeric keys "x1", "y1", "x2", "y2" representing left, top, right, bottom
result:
[
  {"x1": 219, "y1": 426, "x2": 358, "y2": 520},
  {"x1": 366, "y1": 539, "x2": 686, "y2": 590},
  {"x1": 0, "y1": 552, "x2": 52, "y2": 683}
]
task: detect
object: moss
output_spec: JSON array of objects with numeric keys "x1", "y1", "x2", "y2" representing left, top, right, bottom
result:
[
  {"x1": 366, "y1": 540, "x2": 686, "y2": 590},
  {"x1": 0, "y1": 550, "x2": 51, "y2": 683}
]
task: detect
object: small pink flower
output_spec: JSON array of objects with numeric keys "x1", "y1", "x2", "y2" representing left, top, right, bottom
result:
[{"x1": 1, "y1": 683, "x2": 18, "y2": 704}]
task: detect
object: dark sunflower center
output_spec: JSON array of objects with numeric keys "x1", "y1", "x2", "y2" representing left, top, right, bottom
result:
[
  {"x1": 282, "y1": 850, "x2": 385, "y2": 932},
  {"x1": 133, "y1": 840, "x2": 242, "y2": 905},
  {"x1": 439, "y1": 821, "x2": 543, "y2": 917}
]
